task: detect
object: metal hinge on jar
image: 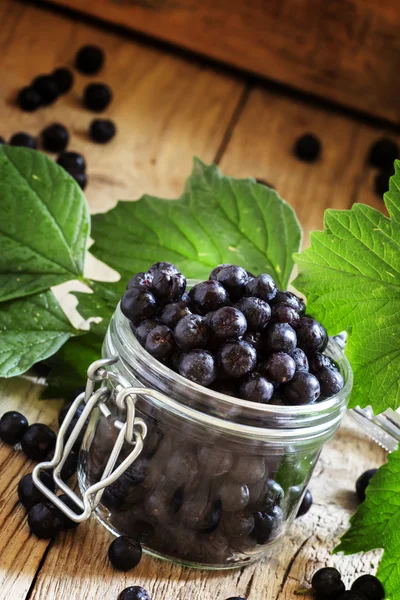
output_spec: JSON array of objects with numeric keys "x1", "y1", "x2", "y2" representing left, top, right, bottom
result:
[{"x1": 32, "y1": 357, "x2": 148, "y2": 523}]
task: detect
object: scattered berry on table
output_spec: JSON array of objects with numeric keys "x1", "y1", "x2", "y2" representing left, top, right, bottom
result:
[
  {"x1": 296, "y1": 489, "x2": 312, "y2": 517},
  {"x1": 293, "y1": 133, "x2": 322, "y2": 163},
  {"x1": 312, "y1": 567, "x2": 345, "y2": 600},
  {"x1": 83, "y1": 82, "x2": 112, "y2": 112},
  {"x1": 356, "y1": 468, "x2": 378, "y2": 502},
  {"x1": 239, "y1": 372, "x2": 274, "y2": 403},
  {"x1": 351, "y1": 574, "x2": 385, "y2": 600},
  {"x1": 75, "y1": 44, "x2": 105, "y2": 74},
  {"x1": 108, "y1": 536, "x2": 143, "y2": 571},
  {"x1": 41, "y1": 123, "x2": 69, "y2": 152},
  {"x1": 179, "y1": 350, "x2": 217, "y2": 386},
  {"x1": 17, "y1": 86, "x2": 41, "y2": 112},
  {"x1": 0, "y1": 411, "x2": 28, "y2": 445},
  {"x1": 282, "y1": 372, "x2": 320, "y2": 405},
  {"x1": 368, "y1": 137, "x2": 399, "y2": 170},
  {"x1": 28, "y1": 501, "x2": 63, "y2": 538},
  {"x1": 68, "y1": 169, "x2": 87, "y2": 190},
  {"x1": 374, "y1": 170, "x2": 391, "y2": 198},
  {"x1": 21, "y1": 423, "x2": 56, "y2": 461},
  {"x1": 89, "y1": 118, "x2": 116, "y2": 143},
  {"x1": 18, "y1": 472, "x2": 56, "y2": 510},
  {"x1": 118, "y1": 586, "x2": 151, "y2": 600},
  {"x1": 9, "y1": 132, "x2": 36, "y2": 149},
  {"x1": 32, "y1": 74, "x2": 59, "y2": 105},
  {"x1": 57, "y1": 151, "x2": 86, "y2": 173},
  {"x1": 52, "y1": 67, "x2": 74, "y2": 94}
]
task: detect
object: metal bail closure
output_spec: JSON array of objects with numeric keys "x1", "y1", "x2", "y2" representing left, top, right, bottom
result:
[{"x1": 32, "y1": 357, "x2": 148, "y2": 524}]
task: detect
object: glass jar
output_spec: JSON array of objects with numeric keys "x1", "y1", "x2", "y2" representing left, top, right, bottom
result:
[{"x1": 78, "y1": 305, "x2": 353, "y2": 570}]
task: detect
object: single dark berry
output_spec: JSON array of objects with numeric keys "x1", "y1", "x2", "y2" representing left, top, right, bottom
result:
[
  {"x1": 282, "y1": 372, "x2": 320, "y2": 405},
  {"x1": 179, "y1": 350, "x2": 217, "y2": 386},
  {"x1": 235, "y1": 297, "x2": 271, "y2": 331},
  {"x1": 121, "y1": 287, "x2": 158, "y2": 324},
  {"x1": 293, "y1": 133, "x2": 321, "y2": 163},
  {"x1": 308, "y1": 352, "x2": 337, "y2": 374},
  {"x1": 296, "y1": 489, "x2": 312, "y2": 517},
  {"x1": 75, "y1": 44, "x2": 105, "y2": 75},
  {"x1": 57, "y1": 493, "x2": 80, "y2": 529},
  {"x1": 126, "y1": 272, "x2": 153, "y2": 290},
  {"x1": 217, "y1": 340, "x2": 257, "y2": 379},
  {"x1": 118, "y1": 586, "x2": 151, "y2": 600},
  {"x1": 41, "y1": 123, "x2": 69, "y2": 152},
  {"x1": 83, "y1": 83, "x2": 112, "y2": 112},
  {"x1": 296, "y1": 317, "x2": 328, "y2": 354},
  {"x1": 210, "y1": 306, "x2": 247, "y2": 342},
  {"x1": 356, "y1": 469, "x2": 378, "y2": 502},
  {"x1": 239, "y1": 373, "x2": 274, "y2": 403},
  {"x1": 145, "y1": 325, "x2": 175, "y2": 359},
  {"x1": 374, "y1": 170, "x2": 391, "y2": 198},
  {"x1": 57, "y1": 151, "x2": 86, "y2": 173},
  {"x1": 243, "y1": 330, "x2": 264, "y2": 352},
  {"x1": 214, "y1": 264, "x2": 249, "y2": 299},
  {"x1": 264, "y1": 322, "x2": 297, "y2": 354},
  {"x1": 251, "y1": 505, "x2": 282, "y2": 544},
  {"x1": 174, "y1": 314, "x2": 210, "y2": 351},
  {"x1": 209, "y1": 264, "x2": 231, "y2": 280},
  {"x1": 317, "y1": 366, "x2": 344, "y2": 397},
  {"x1": 52, "y1": 67, "x2": 74, "y2": 94},
  {"x1": 68, "y1": 169, "x2": 87, "y2": 190},
  {"x1": 18, "y1": 472, "x2": 56, "y2": 510},
  {"x1": 151, "y1": 270, "x2": 186, "y2": 301},
  {"x1": 246, "y1": 274, "x2": 277, "y2": 302},
  {"x1": 149, "y1": 261, "x2": 179, "y2": 275},
  {"x1": 368, "y1": 137, "x2": 399, "y2": 170},
  {"x1": 260, "y1": 352, "x2": 296, "y2": 383},
  {"x1": 108, "y1": 536, "x2": 142, "y2": 571},
  {"x1": 28, "y1": 502, "x2": 63, "y2": 538},
  {"x1": 32, "y1": 75, "x2": 59, "y2": 105},
  {"x1": 60, "y1": 449, "x2": 78, "y2": 481},
  {"x1": 290, "y1": 348, "x2": 309, "y2": 372},
  {"x1": 135, "y1": 319, "x2": 159, "y2": 346},
  {"x1": 189, "y1": 280, "x2": 229, "y2": 314},
  {"x1": 351, "y1": 575, "x2": 385, "y2": 600},
  {"x1": 312, "y1": 568, "x2": 345, "y2": 600},
  {"x1": 271, "y1": 291, "x2": 305, "y2": 314},
  {"x1": 21, "y1": 423, "x2": 56, "y2": 461},
  {"x1": 271, "y1": 303, "x2": 300, "y2": 327},
  {"x1": 89, "y1": 118, "x2": 116, "y2": 143},
  {"x1": 9, "y1": 132, "x2": 36, "y2": 149},
  {"x1": 17, "y1": 86, "x2": 41, "y2": 112},
  {"x1": 0, "y1": 411, "x2": 28, "y2": 445},
  {"x1": 159, "y1": 300, "x2": 191, "y2": 328}
]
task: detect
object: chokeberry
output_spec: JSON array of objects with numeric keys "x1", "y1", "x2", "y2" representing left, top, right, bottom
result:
[
  {"x1": 18, "y1": 472, "x2": 56, "y2": 510},
  {"x1": 282, "y1": 372, "x2": 320, "y2": 405},
  {"x1": 264, "y1": 322, "x2": 297, "y2": 354},
  {"x1": 89, "y1": 118, "x2": 116, "y2": 143},
  {"x1": 68, "y1": 169, "x2": 87, "y2": 190},
  {"x1": 21, "y1": 423, "x2": 56, "y2": 461},
  {"x1": 57, "y1": 151, "x2": 86, "y2": 173},
  {"x1": 296, "y1": 317, "x2": 328, "y2": 354},
  {"x1": 28, "y1": 502, "x2": 63, "y2": 538},
  {"x1": 159, "y1": 301, "x2": 191, "y2": 328},
  {"x1": 308, "y1": 352, "x2": 336, "y2": 374},
  {"x1": 293, "y1": 133, "x2": 322, "y2": 163},
  {"x1": 149, "y1": 262, "x2": 179, "y2": 275},
  {"x1": 52, "y1": 67, "x2": 74, "y2": 94},
  {"x1": 356, "y1": 469, "x2": 378, "y2": 502},
  {"x1": 135, "y1": 319, "x2": 159, "y2": 346},
  {"x1": 239, "y1": 373, "x2": 274, "y2": 403},
  {"x1": 108, "y1": 536, "x2": 142, "y2": 571},
  {"x1": 9, "y1": 132, "x2": 36, "y2": 149},
  {"x1": 151, "y1": 269, "x2": 186, "y2": 301},
  {"x1": 290, "y1": 348, "x2": 309, "y2": 372},
  {"x1": 368, "y1": 137, "x2": 398, "y2": 170},
  {"x1": 271, "y1": 303, "x2": 300, "y2": 327},
  {"x1": 145, "y1": 325, "x2": 175, "y2": 359},
  {"x1": 60, "y1": 449, "x2": 78, "y2": 481},
  {"x1": 296, "y1": 489, "x2": 312, "y2": 517},
  {"x1": 189, "y1": 280, "x2": 229, "y2": 314},
  {"x1": 174, "y1": 314, "x2": 210, "y2": 350},
  {"x1": 213, "y1": 264, "x2": 249, "y2": 299},
  {"x1": 374, "y1": 170, "x2": 391, "y2": 198},
  {"x1": 32, "y1": 75, "x2": 59, "y2": 105},
  {"x1": 260, "y1": 352, "x2": 296, "y2": 383},
  {"x1": 217, "y1": 340, "x2": 257, "y2": 378},
  {"x1": 312, "y1": 568, "x2": 345, "y2": 600},
  {"x1": 246, "y1": 274, "x2": 277, "y2": 302},
  {"x1": 0, "y1": 411, "x2": 28, "y2": 445},
  {"x1": 127, "y1": 271, "x2": 153, "y2": 290},
  {"x1": 17, "y1": 86, "x2": 41, "y2": 112},
  {"x1": 317, "y1": 366, "x2": 344, "y2": 397},
  {"x1": 118, "y1": 586, "x2": 151, "y2": 600},
  {"x1": 41, "y1": 123, "x2": 69, "y2": 152},
  {"x1": 271, "y1": 291, "x2": 305, "y2": 314},
  {"x1": 83, "y1": 83, "x2": 112, "y2": 112},
  {"x1": 179, "y1": 350, "x2": 217, "y2": 386},
  {"x1": 351, "y1": 575, "x2": 384, "y2": 600},
  {"x1": 121, "y1": 287, "x2": 157, "y2": 324},
  {"x1": 235, "y1": 297, "x2": 271, "y2": 331},
  {"x1": 75, "y1": 45, "x2": 104, "y2": 75},
  {"x1": 210, "y1": 306, "x2": 247, "y2": 342}
]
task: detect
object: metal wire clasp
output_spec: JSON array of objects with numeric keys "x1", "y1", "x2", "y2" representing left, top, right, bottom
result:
[{"x1": 32, "y1": 356, "x2": 147, "y2": 523}]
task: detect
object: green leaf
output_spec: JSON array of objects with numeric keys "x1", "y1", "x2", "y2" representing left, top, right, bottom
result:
[
  {"x1": 0, "y1": 290, "x2": 75, "y2": 377},
  {"x1": 293, "y1": 161, "x2": 400, "y2": 413},
  {"x1": 0, "y1": 146, "x2": 90, "y2": 302},
  {"x1": 90, "y1": 158, "x2": 302, "y2": 292},
  {"x1": 335, "y1": 449, "x2": 400, "y2": 599}
]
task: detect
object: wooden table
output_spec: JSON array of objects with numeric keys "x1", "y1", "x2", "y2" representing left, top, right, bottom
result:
[{"x1": 0, "y1": 1, "x2": 393, "y2": 598}]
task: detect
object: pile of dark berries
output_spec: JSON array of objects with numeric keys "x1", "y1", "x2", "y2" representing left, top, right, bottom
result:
[
  {"x1": 311, "y1": 568, "x2": 384, "y2": 600},
  {"x1": 121, "y1": 262, "x2": 345, "y2": 406}
]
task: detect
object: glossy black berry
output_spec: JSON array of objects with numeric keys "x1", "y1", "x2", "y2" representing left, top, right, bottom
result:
[
  {"x1": 9, "y1": 132, "x2": 36, "y2": 149},
  {"x1": 351, "y1": 575, "x2": 384, "y2": 600},
  {"x1": 308, "y1": 352, "x2": 337, "y2": 374},
  {"x1": 174, "y1": 314, "x2": 210, "y2": 351},
  {"x1": 57, "y1": 151, "x2": 86, "y2": 173},
  {"x1": 235, "y1": 297, "x2": 271, "y2": 331},
  {"x1": 312, "y1": 568, "x2": 345, "y2": 600},
  {"x1": 239, "y1": 373, "x2": 274, "y2": 403},
  {"x1": 213, "y1": 264, "x2": 249, "y2": 299},
  {"x1": 271, "y1": 291, "x2": 305, "y2": 314},
  {"x1": 260, "y1": 352, "x2": 296, "y2": 383},
  {"x1": 264, "y1": 322, "x2": 297, "y2": 354},
  {"x1": 179, "y1": 349, "x2": 217, "y2": 386},
  {"x1": 135, "y1": 319, "x2": 159, "y2": 346},
  {"x1": 118, "y1": 586, "x2": 151, "y2": 600},
  {"x1": 0, "y1": 411, "x2": 28, "y2": 445},
  {"x1": 60, "y1": 449, "x2": 78, "y2": 481},
  {"x1": 368, "y1": 137, "x2": 399, "y2": 170},
  {"x1": 296, "y1": 317, "x2": 328, "y2": 354},
  {"x1": 293, "y1": 133, "x2": 321, "y2": 163},
  {"x1": 217, "y1": 340, "x2": 257, "y2": 378},
  {"x1": 52, "y1": 67, "x2": 74, "y2": 94},
  {"x1": 243, "y1": 330, "x2": 264, "y2": 352},
  {"x1": 108, "y1": 536, "x2": 142, "y2": 571},
  {"x1": 271, "y1": 303, "x2": 300, "y2": 327},
  {"x1": 126, "y1": 272, "x2": 153, "y2": 290},
  {"x1": 17, "y1": 86, "x2": 41, "y2": 112},
  {"x1": 149, "y1": 262, "x2": 179, "y2": 275},
  {"x1": 75, "y1": 44, "x2": 104, "y2": 75},
  {"x1": 246, "y1": 274, "x2": 277, "y2": 302},
  {"x1": 282, "y1": 372, "x2": 320, "y2": 405},
  {"x1": 151, "y1": 270, "x2": 186, "y2": 301},
  {"x1": 89, "y1": 118, "x2": 116, "y2": 143},
  {"x1": 41, "y1": 123, "x2": 69, "y2": 152},
  {"x1": 28, "y1": 502, "x2": 63, "y2": 538},
  {"x1": 210, "y1": 306, "x2": 247, "y2": 342},
  {"x1": 251, "y1": 505, "x2": 282, "y2": 544},
  {"x1": 21, "y1": 423, "x2": 56, "y2": 461},
  {"x1": 18, "y1": 472, "x2": 56, "y2": 510},
  {"x1": 159, "y1": 301, "x2": 191, "y2": 328},
  {"x1": 57, "y1": 493, "x2": 80, "y2": 529},
  {"x1": 356, "y1": 469, "x2": 378, "y2": 502},
  {"x1": 145, "y1": 325, "x2": 175, "y2": 359},
  {"x1": 374, "y1": 170, "x2": 391, "y2": 198},
  {"x1": 68, "y1": 169, "x2": 87, "y2": 190},
  {"x1": 121, "y1": 287, "x2": 158, "y2": 324},
  {"x1": 290, "y1": 348, "x2": 309, "y2": 372},
  {"x1": 189, "y1": 280, "x2": 229, "y2": 314},
  {"x1": 32, "y1": 75, "x2": 59, "y2": 105},
  {"x1": 317, "y1": 366, "x2": 344, "y2": 397},
  {"x1": 296, "y1": 489, "x2": 312, "y2": 517},
  {"x1": 83, "y1": 83, "x2": 112, "y2": 112}
]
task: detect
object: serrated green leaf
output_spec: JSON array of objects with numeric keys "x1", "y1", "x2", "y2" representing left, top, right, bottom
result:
[
  {"x1": 335, "y1": 449, "x2": 400, "y2": 599},
  {"x1": 293, "y1": 161, "x2": 400, "y2": 413},
  {"x1": 0, "y1": 290, "x2": 75, "y2": 377},
  {"x1": 0, "y1": 146, "x2": 90, "y2": 301},
  {"x1": 90, "y1": 158, "x2": 302, "y2": 292}
]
